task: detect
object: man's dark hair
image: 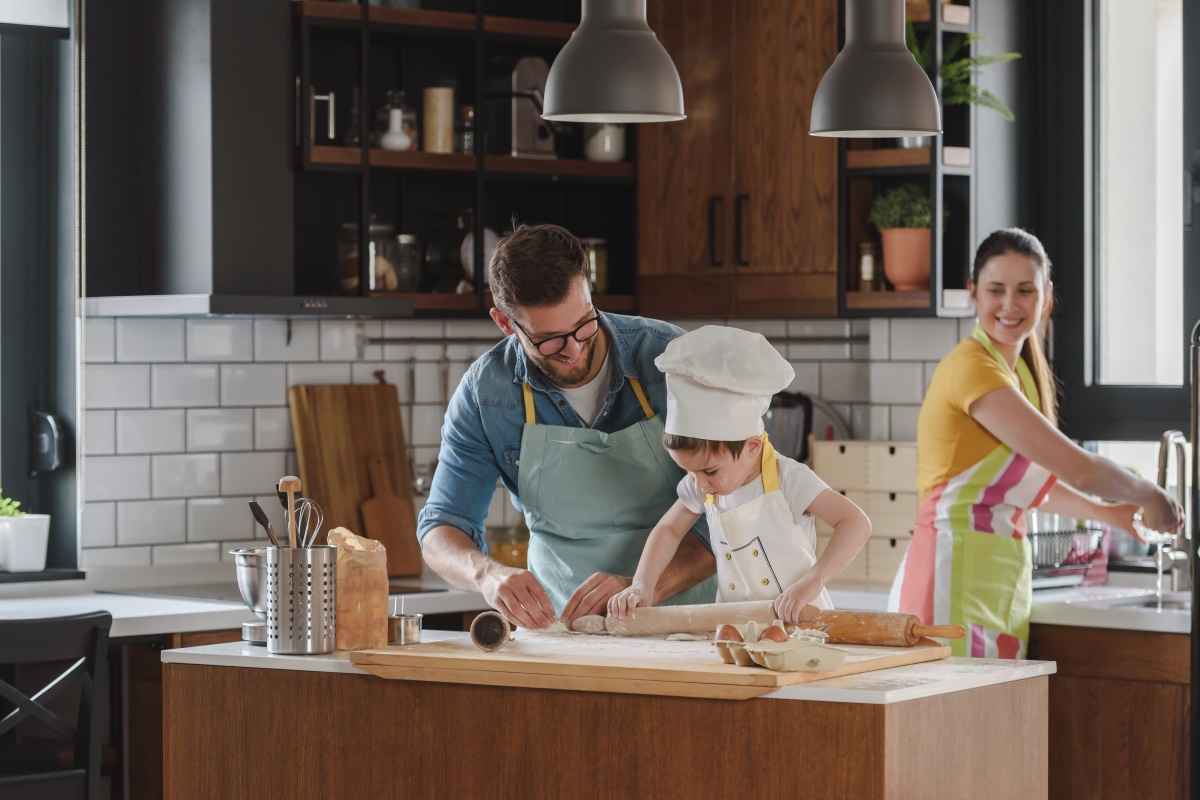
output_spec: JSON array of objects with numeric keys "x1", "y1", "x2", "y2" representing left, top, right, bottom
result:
[{"x1": 488, "y1": 223, "x2": 588, "y2": 315}]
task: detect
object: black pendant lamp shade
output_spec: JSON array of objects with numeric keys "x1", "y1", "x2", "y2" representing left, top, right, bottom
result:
[
  {"x1": 810, "y1": 0, "x2": 941, "y2": 137},
  {"x1": 542, "y1": 0, "x2": 685, "y2": 123}
]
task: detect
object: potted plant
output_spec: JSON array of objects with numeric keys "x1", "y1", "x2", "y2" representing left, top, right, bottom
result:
[
  {"x1": 0, "y1": 488, "x2": 50, "y2": 573},
  {"x1": 869, "y1": 184, "x2": 932, "y2": 291},
  {"x1": 900, "y1": 24, "x2": 1022, "y2": 147}
]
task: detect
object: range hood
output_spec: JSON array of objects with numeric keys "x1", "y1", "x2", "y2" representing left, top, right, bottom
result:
[{"x1": 84, "y1": 0, "x2": 410, "y2": 319}]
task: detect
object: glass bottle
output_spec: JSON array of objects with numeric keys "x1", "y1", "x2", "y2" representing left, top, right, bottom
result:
[
  {"x1": 579, "y1": 238, "x2": 609, "y2": 293},
  {"x1": 373, "y1": 90, "x2": 418, "y2": 150},
  {"x1": 455, "y1": 104, "x2": 476, "y2": 155},
  {"x1": 858, "y1": 241, "x2": 879, "y2": 292}
]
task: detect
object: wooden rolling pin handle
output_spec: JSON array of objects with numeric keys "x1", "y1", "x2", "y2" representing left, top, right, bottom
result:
[{"x1": 912, "y1": 624, "x2": 966, "y2": 640}]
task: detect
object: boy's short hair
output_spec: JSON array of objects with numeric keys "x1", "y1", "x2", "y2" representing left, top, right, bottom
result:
[{"x1": 662, "y1": 433, "x2": 747, "y2": 461}]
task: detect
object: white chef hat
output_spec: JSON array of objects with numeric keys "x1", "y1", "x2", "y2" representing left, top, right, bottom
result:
[{"x1": 654, "y1": 325, "x2": 794, "y2": 441}]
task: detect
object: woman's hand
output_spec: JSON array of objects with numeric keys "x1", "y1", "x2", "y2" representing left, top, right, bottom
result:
[
  {"x1": 772, "y1": 573, "x2": 825, "y2": 625},
  {"x1": 1140, "y1": 485, "x2": 1186, "y2": 537},
  {"x1": 607, "y1": 582, "x2": 652, "y2": 619}
]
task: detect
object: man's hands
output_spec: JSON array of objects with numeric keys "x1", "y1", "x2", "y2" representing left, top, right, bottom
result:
[
  {"x1": 607, "y1": 582, "x2": 652, "y2": 619},
  {"x1": 479, "y1": 563, "x2": 556, "y2": 629},
  {"x1": 560, "y1": 572, "x2": 632, "y2": 629}
]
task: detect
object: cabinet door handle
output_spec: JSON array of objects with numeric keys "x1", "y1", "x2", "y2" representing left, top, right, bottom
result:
[
  {"x1": 734, "y1": 193, "x2": 750, "y2": 266},
  {"x1": 708, "y1": 195, "x2": 724, "y2": 267}
]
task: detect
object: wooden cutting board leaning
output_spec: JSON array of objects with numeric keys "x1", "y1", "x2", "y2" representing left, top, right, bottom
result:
[
  {"x1": 289, "y1": 382, "x2": 423, "y2": 576},
  {"x1": 350, "y1": 634, "x2": 952, "y2": 700}
]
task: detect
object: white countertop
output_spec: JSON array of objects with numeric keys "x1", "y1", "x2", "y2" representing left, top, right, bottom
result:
[
  {"x1": 1030, "y1": 585, "x2": 1191, "y2": 634},
  {"x1": 162, "y1": 630, "x2": 1054, "y2": 705}
]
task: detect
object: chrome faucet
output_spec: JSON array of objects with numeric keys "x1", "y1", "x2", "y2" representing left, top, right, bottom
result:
[{"x1": 1156, "y1": 429, "x2": 1190, "y2": 591}]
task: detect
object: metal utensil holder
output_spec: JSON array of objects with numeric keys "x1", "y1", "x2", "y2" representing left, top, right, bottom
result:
[{"x1": 267, "y1": 545, "x2": 336, "y2": 655}]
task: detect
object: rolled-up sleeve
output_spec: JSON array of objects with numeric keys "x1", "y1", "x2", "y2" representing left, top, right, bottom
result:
[{"x1": 416, "y1": 372, "x2": 500, "y2": 549}]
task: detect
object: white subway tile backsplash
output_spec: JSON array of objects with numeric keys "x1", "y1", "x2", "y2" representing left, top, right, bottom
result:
[
  {"x1": 81, "y1": 547, "x2": 151, "y2": 568},
  {"x1": 220, "y1": 452, "x2": 286, "y2": 497},
  {"x1": 253, "y1": 408, "x2": 294, "y2": 451},
  {"x1": 116, "y1": 499, "x2": 186, "y2": 545},
  {"x1": 868, "y1": 406, "x2": 891, "y2": 440},
  {"x1": 221, "y1": 364, "x2": 286, "y2": 407},
  {"x1": 187, "y1": 497, "x2": 257, "y2": 542},
  {"x1": 851, "y1": 405, "x2": 871, "y2": 440},
  {"x1": 287, "y1": 363, "x2": 352, "y2": 386},
  {"x1": 152, "y1": 364, "x2": 219, "y2": 408},
  {"x1": 85, "y1": 411, "x2": 116, "y2": 456},
  {"x1": 81, "y1": 502, "x2": 116, "y2": 548},
  {"x1": 958, "y1": 317, "x2": 977, "y2": 340},
  {"x1": 186, "y1": 320, "x2": 253, "y2": 362},
  {"x1": 820, "y1": 362, "x2": 869, "y2": 402},
  {"x1": 410, "y1": 405, "x2": 447, "y2": 447},
  {"x1": 116, "y1": 410, "x2": 186, "y2": 454},
  {"x1": 352, "y1": 364, "x2": 408, "y2": 398},
  {"x1": 412, "y1": 362, "x2": 444, "y2": 403},
  {"x1": 85, "y1": 456, "x2": 151, "y2": 501},
  {"x1": 888, "y1": 319, "x2": 959, "y2": 361},
  {"x1": 116, "y1": 319, "x2": 185, "y2": 362},
  {"x1": 788, "y1": 319, "x2": 852, "y2": 338},
  {"x1": 187, "y1": 408, "x2": 254, "y2": 452},
  {"x1": 924, "y1": 362, "x2": 940, "y2": 392},
  {"x1": 851, "y1": 320, "x2": 870, "y2": 336},
  {"x1": 85, "y1": 318, "x2": 115, "y2": 363},
  {"x1": 444, "y1": 319, "x2": 502, "y2": 339},
  {"x1": 383, "y1": 319, "x2": 444, "y2": 339},
  {"x1": 869, "y1": 362, "x2": 926, "y2": 404},
  {"x1": 152, "y1": 454, "x2": 219, "y2": 498},
  {"x1": 851, "y1": 343, "x2": 870, "y2": 361},
  {"x1": 868, "y1": 318, "x2": 890, "y2": 361},
  {"x1": 221, "y1": 540, "x2": 261, "y2": 561},
  {"x1": 786, "y1": 362, "x2": 821, "y2": 395},
  {"x1": 664, "y1": 319, "x2": 707, "y2": 332},
  {"x1": 152, "y1": 543, "x2": 221, "y2": 565},
  {"x1": 254, "y1": 320, "x2": 319, "y2": 362},
  {"x1": 788, "y1": 342, "x2": 852, "y2": 361},
  {"x1": 890, "y1": 405, "x2": 921, "y2": 441},
  {"x1": 321, "y1": 320, "x2": 380, "y2": 362},
  {"x1": 86, "y1": 365, "x2": 151, "y2": 409},
  {"x1": 726, "y1": 319, "x2": 787, "y2": 338}
]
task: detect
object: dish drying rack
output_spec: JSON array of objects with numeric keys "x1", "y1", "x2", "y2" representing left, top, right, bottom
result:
[{"x1": 1029, "y1": 528, "x2": 1106, "y2": 590}]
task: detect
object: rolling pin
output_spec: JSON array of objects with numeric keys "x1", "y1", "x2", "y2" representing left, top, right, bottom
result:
[{"x1": 571, "y1": 601, "x2": 965, "y2": 647}]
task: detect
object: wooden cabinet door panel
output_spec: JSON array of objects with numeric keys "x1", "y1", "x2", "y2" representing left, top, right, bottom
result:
[
  {"x1": 731, "y1": 0, "x2": 837, "y2": 277},
  {"x1": 638, "y1": 0, "x2": 733, "y2": 282}
]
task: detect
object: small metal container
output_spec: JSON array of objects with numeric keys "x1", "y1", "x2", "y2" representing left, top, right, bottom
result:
[
  {"x1": 267, "y1": 545, "x2": 336, "y2": 655},
  {"x1": 388, "y1": 613, "x2": 422, "y2": 645}
]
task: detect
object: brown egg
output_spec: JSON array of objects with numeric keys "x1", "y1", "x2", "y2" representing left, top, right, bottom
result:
[
  {"x1": 715, "y1": 623, "x2": 743, "y2": 642},
  {"x1": 759, "y1": 624, "x2": 788, "y2": 643}
]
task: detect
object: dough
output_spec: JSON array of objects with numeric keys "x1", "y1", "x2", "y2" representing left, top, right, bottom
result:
[
  {"x1": 666, "y1": 632, "x2": 712, "y2": 641},
  {"x1": 571, "y1": 615, "x2": 608, "y2": 634}
]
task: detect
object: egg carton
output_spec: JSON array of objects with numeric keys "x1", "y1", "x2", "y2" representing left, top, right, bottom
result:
[{"x1": 713, "y1": 620, "x2": 846, "y2": 673}]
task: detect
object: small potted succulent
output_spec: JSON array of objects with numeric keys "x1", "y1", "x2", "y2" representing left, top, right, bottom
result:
[
  {"x1": 0, "y1": 488, "x2": 50, "y2": 573},
  {"x1": 868, "y1": 184, "x2": 932, "y2": 291}
]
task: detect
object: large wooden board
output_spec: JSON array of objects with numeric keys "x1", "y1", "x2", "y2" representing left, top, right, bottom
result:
[
  {"x1": 288, "y1": 383, "x2": 422, "y2": 576},
  {"x1": 351, "y1": 633, "x2": 951, "y2": 700}
]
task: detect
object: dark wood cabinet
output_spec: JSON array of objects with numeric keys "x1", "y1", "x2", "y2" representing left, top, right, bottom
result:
[
  {"x1": 638, "y1": 0, "x2": 839, "y2": 319},
  {"x1": 1028, "y1": 624, "x2": 1191, "y2": 799}
]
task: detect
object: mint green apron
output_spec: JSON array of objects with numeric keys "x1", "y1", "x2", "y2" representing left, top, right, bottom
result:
[{"x1": 516, "y1": 378, "x2": 718, "y2": 613}]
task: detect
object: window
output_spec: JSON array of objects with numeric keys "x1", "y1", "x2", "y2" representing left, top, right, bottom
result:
[{"x1": 1046, "y1": 0, "x2": 1200, "y2": 441}]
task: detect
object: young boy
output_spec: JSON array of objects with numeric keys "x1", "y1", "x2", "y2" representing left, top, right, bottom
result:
[{"x1": 609, "y1": 325, "x2": 872, "y2": 624}]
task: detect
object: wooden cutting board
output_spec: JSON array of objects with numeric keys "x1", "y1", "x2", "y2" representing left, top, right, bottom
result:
[
  {"x1": 289, "y1": 383, "x2": 423, "y2": 576},
  {"x1": 351, "y1": 634, "x2": 951, "y2": 700}
]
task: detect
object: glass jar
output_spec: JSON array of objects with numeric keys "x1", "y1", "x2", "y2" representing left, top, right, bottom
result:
[
  {"x1": 338, "y1": 218, "x2": 401, "y2": 293},
  {"x1": 394, "y1": 234, "x2": 421, "y2": 292},
  {"x1": 858, "y1": 241, "x2": 878, "y2": 291},
  {"x1": 373, "y1": 90, "x2": 417, "y2": 150},
  {"x1": 579, "y1": 238, "x2": 608, "y2": 294},
  {"x1": 484, "y1": 527, "x2": 529, "y2": 569},
  {"x1": 455, "y1": 104, "x2": 476, "y2": 155}
]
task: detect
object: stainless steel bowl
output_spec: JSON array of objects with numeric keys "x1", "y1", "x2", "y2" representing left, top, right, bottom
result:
[{"x1": 229, "y1": 547, "x2": 269, "y2": 619}]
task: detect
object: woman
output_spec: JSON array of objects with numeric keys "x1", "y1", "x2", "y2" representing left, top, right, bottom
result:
[{"x1": 889, "y1": 228, "x2": 1183, "y2": 659}]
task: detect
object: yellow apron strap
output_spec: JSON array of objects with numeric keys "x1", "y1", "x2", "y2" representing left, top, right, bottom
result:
[
  {"x1": 522, "y1": 382, "x2": 536, "y2": 425},
  {"x1": 628, "y1": 378, "x2": 654, "y2": 420},
  {"x1": 704, "y1": 432, "x2": 777, "y2": 505}
]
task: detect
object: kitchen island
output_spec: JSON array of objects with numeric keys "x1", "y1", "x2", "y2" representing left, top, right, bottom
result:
[{"x1": 162, "y1": 632, "x2": 1053, "y2": 799}]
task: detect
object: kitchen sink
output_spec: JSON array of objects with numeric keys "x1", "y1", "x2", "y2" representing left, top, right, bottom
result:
[{"x1": 1122, "y1": 599, "x2": 1191, "y2": 612}]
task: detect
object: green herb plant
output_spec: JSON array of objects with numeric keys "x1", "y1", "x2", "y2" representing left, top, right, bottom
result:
[
  {"x1": 0, "y1": 488, "x2": 25, "y2": 517},
  {"x1": 869, "y1": 184, "x2": 932, "y2": 231},
  {"x1": 907, "y1": 23, "x2": 1021, "y2": 121}
]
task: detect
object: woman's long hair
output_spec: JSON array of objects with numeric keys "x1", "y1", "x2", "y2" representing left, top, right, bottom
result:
[{"x1": 972, "y1": 228, "x2": 1058, "y2": 425}]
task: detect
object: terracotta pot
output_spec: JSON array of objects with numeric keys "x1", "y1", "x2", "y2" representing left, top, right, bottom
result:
[{"x1": 880, "y1": 228, "x2": 931, "y2": 291}]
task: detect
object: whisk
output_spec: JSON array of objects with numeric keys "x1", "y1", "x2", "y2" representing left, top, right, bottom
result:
[{"x1": 294, "y1": 497, "x2": 324, "y2": 548}]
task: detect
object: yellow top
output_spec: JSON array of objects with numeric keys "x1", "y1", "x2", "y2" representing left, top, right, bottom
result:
[{"x1": 915, "y1": 336, "x2": 1030, "y2": 498}]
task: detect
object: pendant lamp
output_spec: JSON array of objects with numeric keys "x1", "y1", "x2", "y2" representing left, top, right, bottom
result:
[
  {"x1": 810, "y1": 0, "x2": 941, "y2": 137},
  {"x1": 542, "y1": 0, "x2": 685, "y2": 123}
]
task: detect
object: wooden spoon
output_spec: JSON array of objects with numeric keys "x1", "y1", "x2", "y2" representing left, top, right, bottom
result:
[{"x1": 278, "y1": 476, "x2": 301, "y2": 549}]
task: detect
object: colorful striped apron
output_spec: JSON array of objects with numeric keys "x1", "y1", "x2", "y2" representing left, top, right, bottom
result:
[{"x1": 888, "y1": 326, "x2": 1057, "y2": 659}]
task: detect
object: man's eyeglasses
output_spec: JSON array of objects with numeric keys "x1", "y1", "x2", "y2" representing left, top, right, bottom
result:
[{"x1": 512, "y1": 313, "x2": 601, "y2": 356}]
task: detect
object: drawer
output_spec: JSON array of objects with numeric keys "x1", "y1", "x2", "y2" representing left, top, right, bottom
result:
[
  {"x1": 866, "y1": 443, "x2": 918, "y2": 493},
  {"x1": 864, "y1": 491, "x2": 919, "y2": 537},
  {"x1": 811, "y1": 441, "x2": 868, "y2": 491},
  {"x1": 817, "y1": 534, "x2": 869, "y2": 582},
  {"x1": 865, "y1": 536, "x2": 910, "y2": 585},
  {"x1": 815, "y1": 490, "x2": 868, "y2": 537}
]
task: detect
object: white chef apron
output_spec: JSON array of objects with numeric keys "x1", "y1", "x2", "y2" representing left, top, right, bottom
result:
[{"x1": 708, "y1": 434, "x2": 833, "y2": 608}]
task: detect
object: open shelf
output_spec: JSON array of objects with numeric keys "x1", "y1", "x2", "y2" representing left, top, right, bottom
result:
[
  {"x1": 369, "y1": 150, "x2": 476, "y2": 172},
  {"x1": 368, "y1": 6, "x2": 475, "y2": 32},
  {"x1": 845, "y1": 291, "x2": 931, "y2": 311},
  {"x1": 482, "y1": 15, "x2": 575, "y2": 42},
  {"x1": 293, "y1": 1, "x2": 360, "y2": 22},
  {"x1": 310, "y1": 145, "x2": 363, "y2": 166},
  {"x1": 906, "y1": 1, "x2": 971, "y2": 26},
  {"x1": 845, "y1": 146, "x2": 972, "y2": 172},
  {"x1": 483, "y1": 156, "x2": 634, "y2": 181}
]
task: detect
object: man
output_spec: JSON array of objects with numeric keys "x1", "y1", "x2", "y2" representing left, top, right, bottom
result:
[{"x1": 418, "y1": 223, "x2": 717, "y2": 629}]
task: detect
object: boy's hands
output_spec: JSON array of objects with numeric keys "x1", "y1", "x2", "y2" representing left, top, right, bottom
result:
[
  {"x1": 772, "y1": 573, "x2": 826, "y2": 624},
  {"x1": 608, "y1": 582, "x2": 653, "y2": 619}
]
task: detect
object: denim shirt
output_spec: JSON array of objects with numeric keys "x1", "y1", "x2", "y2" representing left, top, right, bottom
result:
[{"x1": 417, "y1": 312, "x2": 711, "y2": 553}]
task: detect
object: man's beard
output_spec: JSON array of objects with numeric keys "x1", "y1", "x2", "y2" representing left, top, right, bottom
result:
[{"x1": 531, "y1": 336, "x2": 600, "y2": 389}]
